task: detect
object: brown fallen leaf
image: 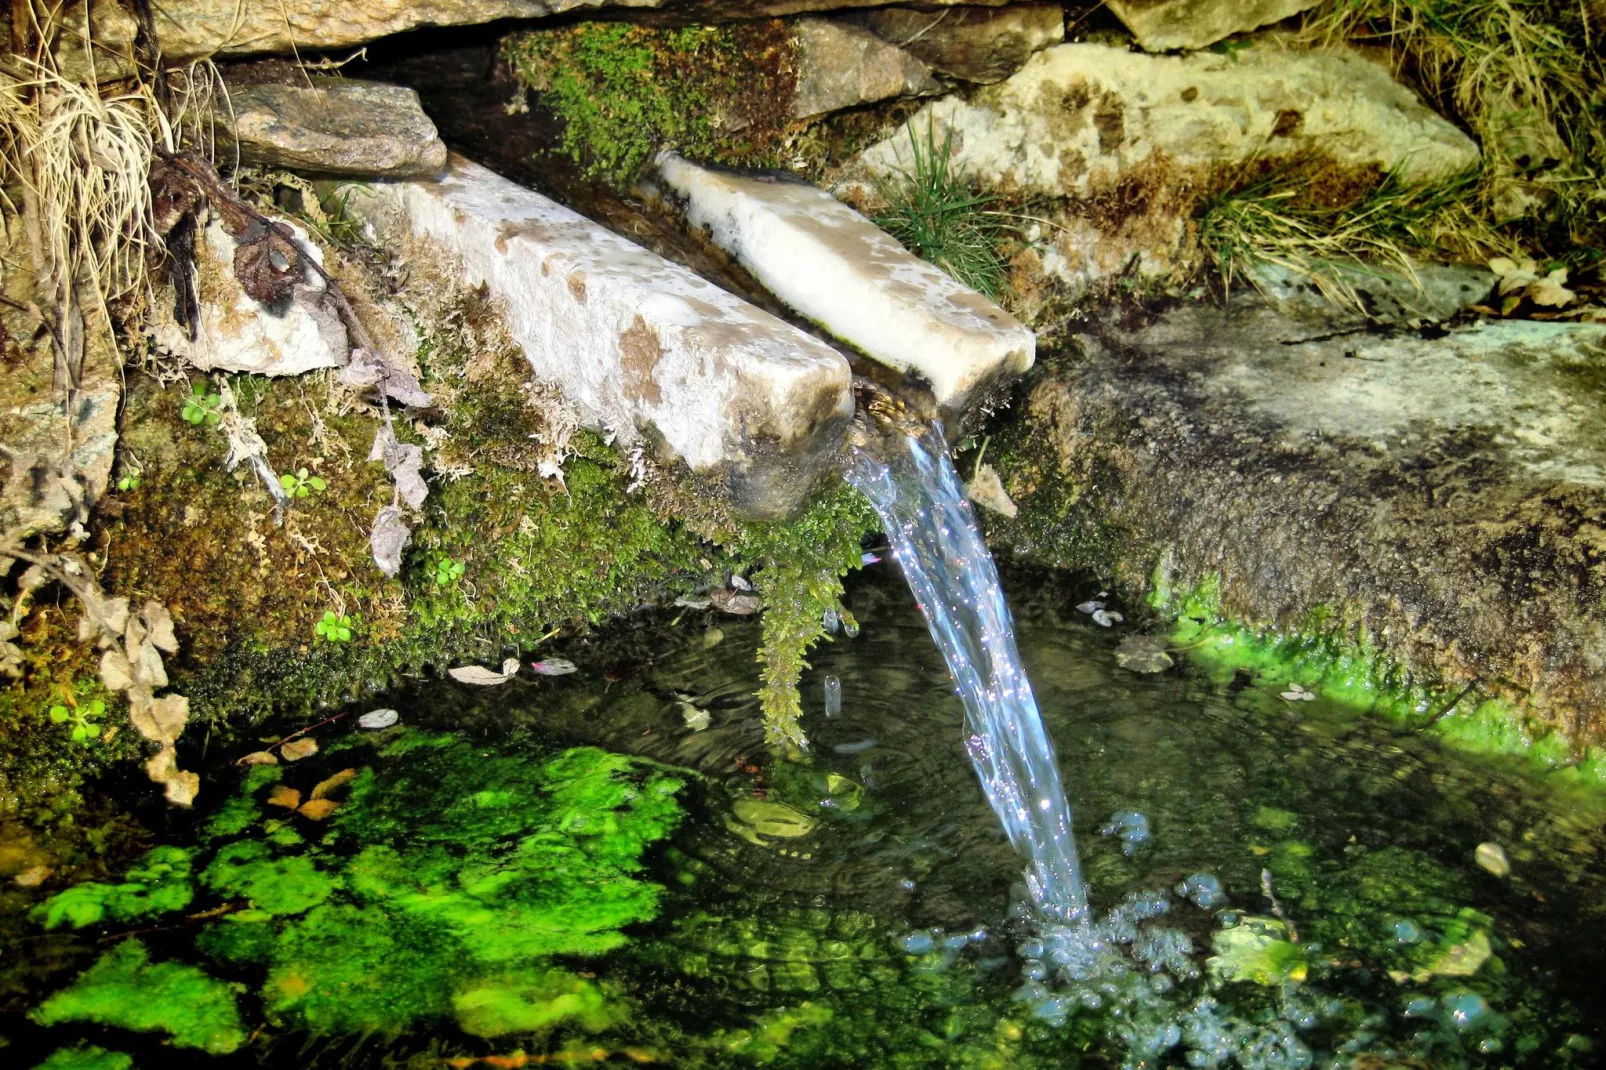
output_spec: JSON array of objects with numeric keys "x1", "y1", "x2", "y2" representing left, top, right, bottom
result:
[
  {"x1": 311, "y1": 768, "x2": 358, "y2": 801},
  {"x1": 297, "y1": 798, "x2": 340, "y2": 821},
  {"x1": 280, "y1": 737, "x2": 319, "y2": 762},
  {"x1": 267, "y1": 785, "x2": 302, "y2": 810},
  {"x1": 14, "y1": 865, "x2": 53, "y2": 888},
  {"x1": 238, "y1": 750, "x2": 279, "y2": 766}
]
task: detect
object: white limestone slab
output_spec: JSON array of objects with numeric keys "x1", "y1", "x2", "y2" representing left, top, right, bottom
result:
[
  {"x1": 349, "y1": 154, "x2": 853, "y2": 518},
  {"x1": 656, "y1": 151, "x2": 1034, "y2": 424}
]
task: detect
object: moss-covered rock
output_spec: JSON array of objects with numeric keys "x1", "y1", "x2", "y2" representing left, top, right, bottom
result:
[{"x1": 985, "y1": 296, "x2": 1606, "y2": 763}]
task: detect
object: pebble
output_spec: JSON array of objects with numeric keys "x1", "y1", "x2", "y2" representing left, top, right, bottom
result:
[
  {"x1": 1475, "y1": 841, "x2": 1510, "y2": 877},
  {"x1": 358, "y1": 708, "x2": 399, "y2": 729}
]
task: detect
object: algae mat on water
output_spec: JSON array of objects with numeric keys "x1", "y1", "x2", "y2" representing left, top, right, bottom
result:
[{"x1": 24, "y1": 730, "x2": 687, "y2": 1055}]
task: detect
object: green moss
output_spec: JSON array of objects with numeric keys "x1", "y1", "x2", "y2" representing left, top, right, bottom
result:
[
  {"x1": 31, "y1": 1046, "x2": 134, "y2": 1070},
  {"x1": 1155, "y1": 569, "x2": 1606, "y2": 793},
  {"x1": 32, "y1": 730, "x2": 685, "y2": 1042},
  {"x1": 452, "y1": 967, "x2": 622, "y2": 1038},
  {"x1": 31, "y1": 938, "x2": 246, "y2": 1054},
  {"x1": 500, "y1": 21, "x2": 796, "y2": 184},
  {"x1": 200, "y1": 839, "x2": 335, "y2": 917},
  {"x1": 31, "y1": 845, "x2": 194, "y2": 929},
  {"x1": 734, "y1": 484, "x2": 880, "y2": 756}
]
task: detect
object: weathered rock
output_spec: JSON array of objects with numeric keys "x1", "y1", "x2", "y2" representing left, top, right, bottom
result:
[
  {"x1": 656, "y1": 151, "x2": 1034, "y2": 427},
  {"x1": 790, "y1": 19, "x2": 939, "y2": 121},
  {"x1": 219, "y1": 80, "x2": 447, "y2": 178},
  {"x1": 148, "y1": 217, "x2": 350, "y2": 377},
  {"x1": 854, "y1": 4, "x2": 1064, "y2": 84},
  {"x1": 32, "y1": 0, "x2": 1011, "y2": 79},
  {"x1": 849, "y1": 40, "x2": 1479, "y2": 295},
  {"x1": 995, "y1": 299, "x2": 1606, "y2": 742},
  {"x1": 0, "y1": 277, "x2": 121, "y2": 541},
  {"x1": 1247, "y1": 261, "x2": 1497, "y2": 326},
  {"x1": 1106, "y1": 0, "x2": 1319, "y2": 52},
  {"x1": 855, "y1": 41, "x2": 1480, "y2": 196},
  {"x1": 346, "y1": 154, "x2": 854, "y2": 519}
]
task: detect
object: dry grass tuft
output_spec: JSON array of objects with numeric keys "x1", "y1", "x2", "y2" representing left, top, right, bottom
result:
[{"x1": 1303, "y1": 0, "x2": 1605, "y2": 246}]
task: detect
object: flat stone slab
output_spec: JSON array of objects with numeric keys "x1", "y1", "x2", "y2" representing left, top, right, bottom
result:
[
  {"x1": 656, "y1": 151, "x2": 1034, "y2": 427},
  {"x1": 1107, "y1": 0, "x2": 1319, "y2": 52},
  {"x1": 995, "y1": 299, "x2": 1606, "y2": 742},
  {"x1": 220, "y1": 80, "x2": 447, "y2": 178},
  {"x1": 855, "y1": 4, "x2": 1064, "y2": 84},
  {"x1": 348, "y1": 154, "x2": 854, "y2": 519},
  {"x1": 790, "y1": 19, "x2": 939, "y2": 120}
]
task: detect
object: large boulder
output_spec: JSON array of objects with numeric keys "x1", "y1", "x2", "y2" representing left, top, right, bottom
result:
[
  {"x1": 848, "y1": 40, "x2": 1480, "y2": 296},
  {"x1": 1106, "y1": 0, "x2": 1320, "y2": 52},
  {"x1": 854, "y1": 4, "x2": 1064, "y2": 84},
  {"x1": 993, "y1": 299, "x2": 1606, "y2": 743},
  {"x1": 219, "y1": 80, "x2": 447, "y2": 178}
]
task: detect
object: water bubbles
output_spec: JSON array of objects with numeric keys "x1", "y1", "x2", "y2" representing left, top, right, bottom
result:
[
  {"x1": 901, "y1": 931, "x2": 935, "y2": 954},
  {"x1": 1100, "y1": 811, "x2": 1151, "y2": 856},
  {"x1": 843, "y1": 615, "x2": 861, "y2": 638},
  {"x1": 822, "y1": 608, "x2": 840, "y2": 634},
  {"x1": 1177, "y1": 873, "x2": 1225, "y2": 909},
  {"x1": 1392, "y1": 917, "x2": 1423, "y2": 944},
  {"x1": 1443, "y1": 990, "x2": 1490, "y2": 1030},
  {"x1": 823, "y1": 675, "x2": 842, "y2": 717}
]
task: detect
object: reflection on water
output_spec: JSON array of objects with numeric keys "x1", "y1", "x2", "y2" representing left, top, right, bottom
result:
[{"x1": 3, "y1": 567, "x2": 1603, "y2": 1068}]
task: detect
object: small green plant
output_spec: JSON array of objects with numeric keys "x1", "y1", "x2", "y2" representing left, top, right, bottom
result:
[
  {"x1": 116, "y1": 466, "x2": 142, "y2": 492},
  {"x1": 314, "y1": 611, "x2": 353, "y2": 644},
  {"x1": 431, "y1": 555, "x2": 466, "y2": 587},
  {"x1": 278, "y1": 468, "x2": 327, "y2": 499},
  {"x1": 316, "y1": 184, "x2": 370, "y2": 249},
  {"x1": 872, "y1": 120, "x2": 1007, "y2": 298},
  {"x1": 181, "y1": 383, "x2": 221, "y2": 426},
  {"x1": 49, "y1": 699, "x2": 107, "y2": 744}
]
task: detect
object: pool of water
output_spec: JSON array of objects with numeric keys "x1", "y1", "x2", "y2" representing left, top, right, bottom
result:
[{"x1": 4, "y1": 566, "x2": 1603, "y2": 1069}]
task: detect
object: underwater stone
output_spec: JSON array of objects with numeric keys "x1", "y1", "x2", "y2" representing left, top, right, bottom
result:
[
  {"x1": 1474, "y1": 841, "x2": 1511, "y2": 877},
  {"x1": 656, "y1": 151, "x2": 1034, "y2": 429},
  {"x1": 347, "y1": 154, "x2": 853, "y2": 519}
]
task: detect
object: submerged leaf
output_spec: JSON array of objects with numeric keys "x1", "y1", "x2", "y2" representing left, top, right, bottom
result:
[
  {"x1": 529, "y1": 658, "x2": 577, "y2": 676},
  {"x1": 311, "y1": 768, "x2": 358, "y2": 800},
  {"x1": 267, "y1": 785, "x2": 302, "y2": 810},
  {"x1": 449, "y1": 658, "x2": 522, "y2": 686},
  {"x1": 298, "y1": 799, "x2": 341, "y2": 821},
  {"x1": 280, "y1": 737, "x2": 319, "y2": 762},
  {"x1": 358, "y1": 708, "x2": 399, "y2": 730}
]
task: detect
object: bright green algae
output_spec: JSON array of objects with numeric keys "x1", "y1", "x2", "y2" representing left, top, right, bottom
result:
[
  {"x1": 27, "y1": 729, "x2": 687, "y2": 1047},
  {"x1": 1153, "y1": 570, "x2": 1606, "y2": 793},
  {"x1": 30, "y1": 845, "x2": 194, "y2": 930},
  {"x1": 30, "y1": 939, "x2": 246, "y2": 1054},
  {"x1": 32, "y1": 1046, "x2": 134, "y2": 1070}
]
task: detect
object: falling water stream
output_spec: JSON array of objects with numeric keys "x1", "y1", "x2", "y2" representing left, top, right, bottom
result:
[{"x1": 847, "y1": 424, "x2": 1089, "y2": 923}]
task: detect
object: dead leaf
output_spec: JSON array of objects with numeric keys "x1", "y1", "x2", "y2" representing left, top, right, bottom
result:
[
  {"x1": 529, "y1": 658, "x2": 577, "y2": 676},
  {"x1": 339, "y1": 347, "x2": 434, "y2": 408},
  {"x1": 280, "y1": 737, "x2": 319, "y2": 762},
  {"x1": 297, "y1": 798, "x2": 341, "y2": 821},
  {"x1": 449, "y1": 658, "x2": 522, "y2": 686},
  {"x1": 370, "y1": 423, "x2": 428, "y2": 509},
  {"x1": 99, "y1": 647, "x2": 135, "y2": 692},
  {"x1": 1527, "y1": 268, "x2": 1575, "y2": 308},
  {"x1": 238, "y1": 750, "x2": 279, "y2": 766},
  {"x1": 13, "y1": 864, "x2": 53, "y2": 888},
  {"x1": 128, "y1": 691, "x2": 189, "y2": 747},
  {"x1": 267, "y1": 785, "x2": 302, "y2": 809},
  {"x1": 369, "y1": 504, "x2": 411, "y2": 578},
  {"x1": 145, "y1": 745, "x2": 199, "y2": 807},
  {"x1": 141, "y1": 600, "x2": 179, "y2": 653},
  {"x1": 130, "y1": 636, "x2": 169, "y2": 690},
  {"x1": 311, "y1": 768, "x2": 357, "y2": 800},
  {"x1": 710, "y1": 589, "x2": 761, "y2": 616}
]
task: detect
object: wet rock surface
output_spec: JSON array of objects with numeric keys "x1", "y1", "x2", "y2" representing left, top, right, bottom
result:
[
  {"x1": 995, "y1": 299, "x2": 1606, "y2": 741},
  {"x1": 219, "y1": 80, "x2": 447, "y2": 178},
  {"x1": 853, "y1": 4, "x2": 1064, "y2": 84}
]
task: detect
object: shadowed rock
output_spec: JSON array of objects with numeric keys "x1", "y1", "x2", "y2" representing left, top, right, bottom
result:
[
  {"x1": 1107, "y1": 0, "x2": 1319, "y2": 52},
  {"x1": 219, "y1": 80, "x2": 447, "y2": 178},
  {"x1": 994, "y1": 298, "x2": 1606, "y2": 743},
  {"x1": 854, "y1": 4, "x2": 1064, "y2": 84}
]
